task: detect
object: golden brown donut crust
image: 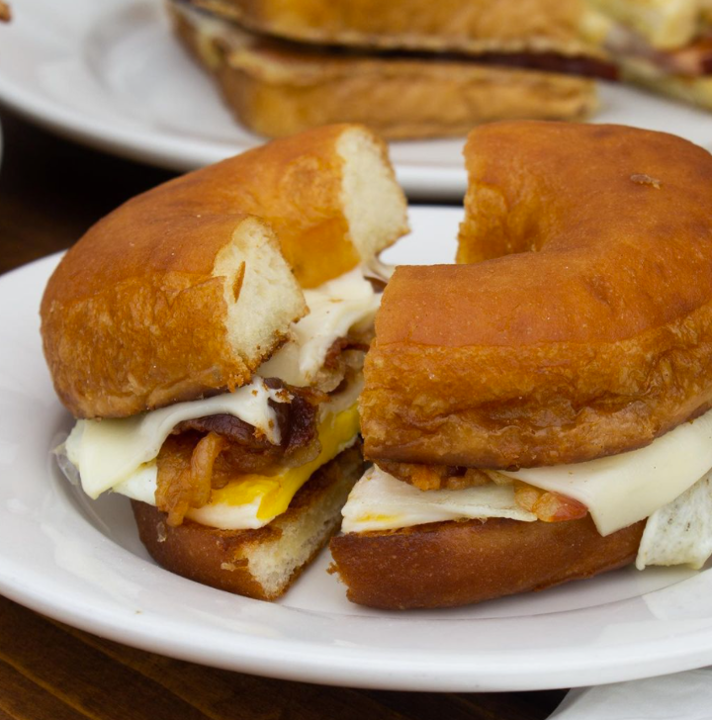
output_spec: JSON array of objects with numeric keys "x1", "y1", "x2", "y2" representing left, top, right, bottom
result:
[
  {"x1": 42, "y1": 213, "x2": 285, "y2": 420},
  {"x1": 361, "y1": 121, "x2": 712, "y2": 469},
  {"x1": 330, "y1": 516, "x2": 644, "y2": 609},
  {"x1": 41, "y1": 124, "x2": 393, "y2": 419},
  {"x1": 47, "y1": 121, "x2": 378, "y2": 296}
]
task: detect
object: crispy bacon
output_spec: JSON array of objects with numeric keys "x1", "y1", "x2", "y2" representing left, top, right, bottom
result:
[
  {"x1": 156, "y1": 431, "x2": 227, "y2": 526},
  {"x1": 177, "y1": 412, "x2": 272, "y2": 448},
  {"x1": 173, "y1": 379, "x2": 321, "y2": 475},
  {"x1": 323, "y1": 337, "x2": 370, "y2": 370},
  {"x1": 311, "y1": 332, "x2": 371, "y2": 393},
  {"x1": 468, "y1": 50, "x2": 618, "y2": 80},
  {"x1": 514, "y1": 481, "x2": 588, "y2": 522},
  {"x1": 377, "y1": 461, "x2": 492, "y2": 491}
]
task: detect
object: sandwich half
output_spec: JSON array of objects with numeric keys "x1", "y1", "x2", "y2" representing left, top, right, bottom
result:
[
  {"x1": 331, "y1": 121, "x2": 712, "y2": 609},
  {"x1": 585, "y1": 0, "x2": 712, "y2": 109},
  {"x1": 168, "y1": 0, "x2": 607, "y2": 140},
  {"x1": 42, "y1": 124, "x2": 408, "y2": 601}
]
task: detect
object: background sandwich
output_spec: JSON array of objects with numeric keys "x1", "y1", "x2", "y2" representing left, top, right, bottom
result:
[
  {"x1": 167, "y1": 0, "x2": 611, "y2": 139},
  {"x1": 42, "y1": 123, "x2": 408, "y2": 601},
  {"x1": 331, "y1": 121, "x2": 712, "y2": 609}
]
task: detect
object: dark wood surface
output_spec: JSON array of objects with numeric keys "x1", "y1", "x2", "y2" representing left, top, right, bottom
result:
[{"x1": 0, "y1": 107, "x2": 567, "y2": 720}]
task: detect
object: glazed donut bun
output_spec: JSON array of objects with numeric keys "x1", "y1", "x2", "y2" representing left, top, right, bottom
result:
[
  {"x1": 361, "y1": 122, "x2": 712, "y2": 470},
  {"x1": 41, "y1": 124, "x2": 408, "y2": 419},
  {"x1": 44, "y1": 124, "x2": 408, "y2": 601},
  {"x1": 332, "y1": 122, "x2": 712, "y2": 609}
]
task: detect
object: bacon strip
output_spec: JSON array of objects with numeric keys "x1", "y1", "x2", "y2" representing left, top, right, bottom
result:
[
  {"x1": 377, "y1": 460, "x2": 492, "y2": 491},
  {"x1": 156, "y1": 431, "x2": 227, "y2": 526},
  {"x1": 376, "y1": 462, "x2": 589, "y2": 522},
  {"x1": 514, "y1": 481, "x2": 588, "y2": 522},
  {"x1": 172, "y1": 379, "x2": 320, "y2": 476}
]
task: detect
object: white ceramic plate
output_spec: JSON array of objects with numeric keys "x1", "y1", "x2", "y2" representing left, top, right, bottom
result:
[
  {"x1": 2, "y1": 0, "x2": 712, "y2": 200},
  {"x1": 3, "y1": 205, "x2": 712, "y2": 692}
]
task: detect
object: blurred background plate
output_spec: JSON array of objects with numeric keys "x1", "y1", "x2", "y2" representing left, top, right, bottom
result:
[{"x1": 1, "y1": 0, "x2": 712, "y2": 200}]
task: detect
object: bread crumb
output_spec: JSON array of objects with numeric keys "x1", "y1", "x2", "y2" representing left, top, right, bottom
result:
[{"x1": 630, "y1": 173, "x2": 661, "y2": 189}]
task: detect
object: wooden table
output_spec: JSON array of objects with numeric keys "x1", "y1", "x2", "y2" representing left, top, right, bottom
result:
[{"x1": 0, "y1": 108, "x2": 567, "y2": 720}]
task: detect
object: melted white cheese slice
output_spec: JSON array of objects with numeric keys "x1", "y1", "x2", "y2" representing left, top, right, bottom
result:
[
  {"x1": 65, "y1": 378, "x2": 285, "y2": 500},
  {"x1": 341, "y1": 465, "x2": 536, "y2": 534},
  {"x1": 259, "y1": 267, "x2": 380, "y2": 387},
  {"x1": 637, "y1": 469, "x2": 712, "y2": 570},
  {"x1": 501, "y1": 409, "x2": 712, "y2": 537}
]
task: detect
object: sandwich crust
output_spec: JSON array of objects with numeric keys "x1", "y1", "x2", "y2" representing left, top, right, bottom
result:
[
  {"x1": 361, "y1": 122, "x2": 712, "y2": 469},
  {"x1": 221, "y1": 48, "x2": 599, "y2": 141},
  {"x1": 330, "y1": 516, "x2": 644, "y2": 609},
  {"x1": 183, "y1": 0, "x2": 591, "y2": 56}
]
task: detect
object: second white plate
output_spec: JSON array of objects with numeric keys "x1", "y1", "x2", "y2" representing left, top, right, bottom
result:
[{"x1": 2, "y1": 0, "x2": 712, "y2": 199}]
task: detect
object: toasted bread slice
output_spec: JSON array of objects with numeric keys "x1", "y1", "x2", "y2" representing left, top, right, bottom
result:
[{"x1": 133, "y1": 445, "x2": 364, "y2": 600}]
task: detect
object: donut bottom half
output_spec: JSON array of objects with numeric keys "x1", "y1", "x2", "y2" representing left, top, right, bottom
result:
[{"x1": 329, "y1": 515, "x2": 645, "y2": 610}]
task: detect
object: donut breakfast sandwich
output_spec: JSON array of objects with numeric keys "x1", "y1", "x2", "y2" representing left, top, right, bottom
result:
[{"x1": 42, "y1": 120, "x2": 712, "y2": 609}]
